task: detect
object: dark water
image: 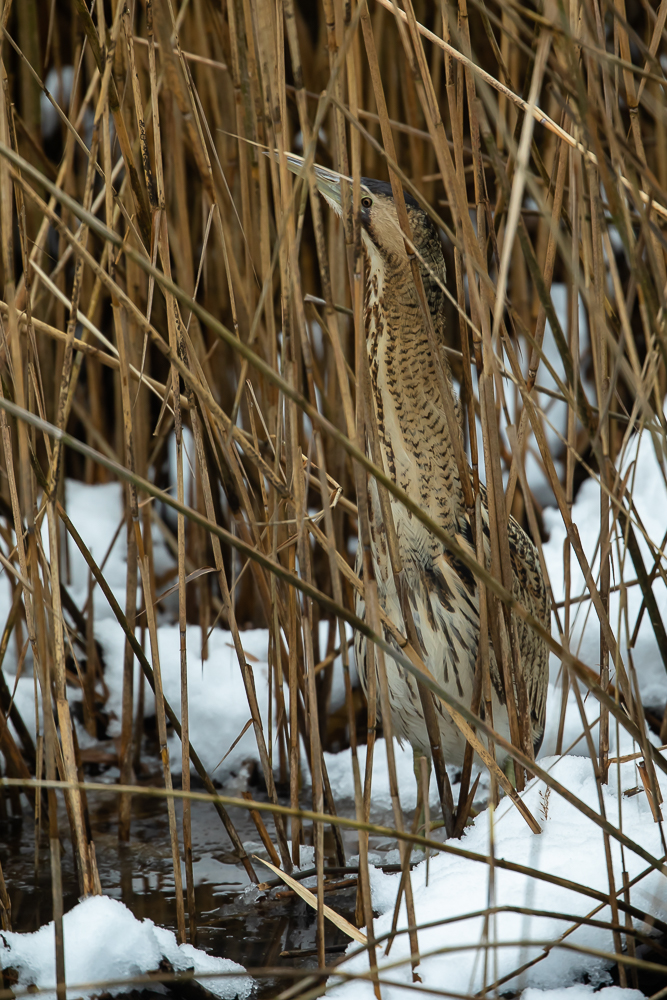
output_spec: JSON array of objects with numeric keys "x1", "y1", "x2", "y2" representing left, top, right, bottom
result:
[{"x1": 0, "y1": 774, "x2": 368, "y2": 999}]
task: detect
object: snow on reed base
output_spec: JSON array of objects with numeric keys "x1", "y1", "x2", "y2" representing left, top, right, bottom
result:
[
  {"x1": 329, "y1": 755, "x2": 667, "y2": 998},
  {"x1": 0, "y1": 895, "x2": 251, "y2": 1000}
]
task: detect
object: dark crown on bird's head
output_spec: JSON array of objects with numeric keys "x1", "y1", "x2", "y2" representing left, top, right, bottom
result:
[{"x1": 358, "y1": 180, "x2": 440, "y2": 257}]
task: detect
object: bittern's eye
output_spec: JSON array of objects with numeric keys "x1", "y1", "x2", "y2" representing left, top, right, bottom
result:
[{"x1": 361, "y1": 196, "x2": 373, "y2": 208}]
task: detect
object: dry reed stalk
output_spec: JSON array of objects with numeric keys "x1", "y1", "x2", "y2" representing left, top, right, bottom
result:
[
  {"x1": 136, "y1": 525, "x2": 188, "y2": 941},
  {"x1": 143, "y1": 4, "x2": 197, "y2": 934},
  {"x1": 4, "y1": 403, "x2": 662, "y2": 812}
]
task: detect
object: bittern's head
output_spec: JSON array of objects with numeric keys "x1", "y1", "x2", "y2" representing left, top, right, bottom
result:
[{"x1": 279, "y1": 154, "x2": 445, "y2": 289}]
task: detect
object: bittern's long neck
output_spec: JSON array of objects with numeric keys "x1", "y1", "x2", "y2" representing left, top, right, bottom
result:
[{"x1": 365, "y1": 251, "x2": 465, "y2": 532}]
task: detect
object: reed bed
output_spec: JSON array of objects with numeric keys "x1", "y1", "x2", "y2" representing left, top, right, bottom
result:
[{"x1": 0, "y1": 0, "x2": 666, "y2": 996}]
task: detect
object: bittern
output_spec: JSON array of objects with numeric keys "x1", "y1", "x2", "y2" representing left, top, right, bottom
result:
[{"x1": 287, "y1": 156, "x2": 550, "y2": 770}]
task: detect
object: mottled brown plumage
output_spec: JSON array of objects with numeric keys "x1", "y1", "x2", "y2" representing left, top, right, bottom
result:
[{"x1": 294, "y1": 159, "x2": 550, "y2": 768}]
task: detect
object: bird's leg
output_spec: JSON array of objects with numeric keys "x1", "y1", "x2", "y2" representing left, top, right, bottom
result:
[
  {"x1": 413, "y1": 750, "x2": 431, "y2": 845},
  {"x1": 504, "y1": 756, "x2": 517, "y2": 789}
]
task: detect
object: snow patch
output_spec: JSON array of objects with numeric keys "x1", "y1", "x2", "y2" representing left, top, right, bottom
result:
[
  {"x1": 330, "y1": 755, "x2": 667, "y2": 998},
  {"x1": 0, "y1": 895, "x2": 251, "y2": 999}
]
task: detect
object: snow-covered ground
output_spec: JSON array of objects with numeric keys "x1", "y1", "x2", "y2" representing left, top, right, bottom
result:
[
  {"x1": 0, "y1": 895, "x2": 250, "y2": 1000},
  {"x1": 330, "y1": 754, "x2": 667, "y2": 998}
]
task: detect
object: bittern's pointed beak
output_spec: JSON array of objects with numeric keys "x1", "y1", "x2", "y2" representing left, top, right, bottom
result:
[{"x1": 269, "y1": 150, "x2": 371, "y2": 218}]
